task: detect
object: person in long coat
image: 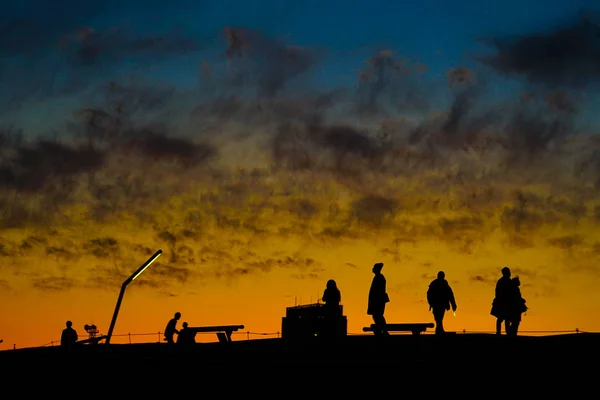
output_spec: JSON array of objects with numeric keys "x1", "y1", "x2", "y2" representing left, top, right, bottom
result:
[{"x1": 367, "y1": 262, "x2": 389, "y2": 336}]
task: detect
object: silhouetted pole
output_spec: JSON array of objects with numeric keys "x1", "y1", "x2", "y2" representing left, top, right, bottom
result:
[{"x1": 105, "y1": 250, "x2": 163, "y2": 345}]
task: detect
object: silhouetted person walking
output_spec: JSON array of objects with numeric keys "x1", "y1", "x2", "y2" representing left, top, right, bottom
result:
[
  {"x1": 508, "y1": 277, "x2": 528, "y2": 336},
  {"x1": 427, "y1": 271, "x2": 457, "y2": 335},
  {"x1": 367, "y1": 262, "x2": 389, "y2": 336},
  {"x1": 491, "y1": 267, "x2": 513, "y2": 335},
  {"x1": 61, "y1": 320, "x2": 78, "y2": 347},
  {"x1": 164, "y1": 312, "x2": 181, "y2": 344}
]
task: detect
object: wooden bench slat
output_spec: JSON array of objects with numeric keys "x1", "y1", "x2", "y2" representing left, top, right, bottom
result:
[
  {"x1": 385, "y1": 323, "x2": 434, "y2": 330},
  {"x1": 362, "y1": 323, "x2": 434, "y2": 335},
  {"x1": 187, "y1": 325, "x2": 244, "y2": 333}
]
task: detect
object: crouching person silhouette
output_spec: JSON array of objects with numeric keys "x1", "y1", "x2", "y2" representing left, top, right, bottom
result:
[
  {"x1": 367, "y1": 262, "x2": 390, "y2": 336},
  {"x1": 164, "y1": 312, "x2": 181, "y2": 344},
  {"x1": 427, "y1": 271, "x2": 457, "y2": 335}
]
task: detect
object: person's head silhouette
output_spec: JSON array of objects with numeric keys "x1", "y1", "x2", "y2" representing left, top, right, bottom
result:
[
  {"x1": 326, "y1": 279, "x2": 338, "y2": 290},
  {"x1": 182, "y1": 322, "x2": 188, "y2": 329},
  {"x1": 513, "y1": 276, "x2": 521, "y2": 287},
  {"x1": 437, "y1": 271, "x2": 445, "y2": 279},
  {"x1": 66, "y1": 320, "x2": 72, "y2": 328},
  {"x1": 174, "y1": 312, "x2": 181, "y2": 320},
  {"x1": 372, "y1": 262, "x2": 384, "y2": 274},
  {"x1": 501, "y1": 267, "x2": 511, "y2": 278}
]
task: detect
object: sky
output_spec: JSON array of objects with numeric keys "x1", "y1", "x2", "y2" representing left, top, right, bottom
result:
[{"x1": 1, "y1": 0, "x2": 600, "y2": 348}]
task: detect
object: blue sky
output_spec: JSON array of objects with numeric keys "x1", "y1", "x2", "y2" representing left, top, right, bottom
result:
[{"x1": 1, "y1": 0, "x2": 598, "y2": 131}]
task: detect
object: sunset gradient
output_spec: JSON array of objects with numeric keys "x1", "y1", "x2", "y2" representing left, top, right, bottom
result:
[{"x1": 1, "y1": 1, "x2": 600, "y2": 349}]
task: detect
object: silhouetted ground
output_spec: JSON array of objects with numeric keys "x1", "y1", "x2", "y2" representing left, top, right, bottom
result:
[{"x1": 1, "y1": 333, "x2": 595, "y2": 394}]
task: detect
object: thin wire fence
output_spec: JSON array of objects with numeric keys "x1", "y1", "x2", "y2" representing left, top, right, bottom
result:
[
  {"x1": 37, "y1": 330, "x2": 283, "y2": 347},
  {"x1": 31, "y1": 328, "x2": 588, "y2": 349}
]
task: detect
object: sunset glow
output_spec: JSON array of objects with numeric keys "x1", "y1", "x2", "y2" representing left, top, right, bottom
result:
[{"x1": 1, "y1": 1, "x2": 600, "y2": 349}]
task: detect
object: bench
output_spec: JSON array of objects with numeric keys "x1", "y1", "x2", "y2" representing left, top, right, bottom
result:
[
  {"x1": 76, "y1": 335, "x2": 108, "y2": 345},
  {"x1": 187, "y1": 325, "x2": 245, "y2": 343},
  {"x1": 363, "y1": 323, "x2": 434, "y2": 336}
]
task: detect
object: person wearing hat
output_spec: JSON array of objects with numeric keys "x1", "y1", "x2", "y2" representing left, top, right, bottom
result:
[{"x1": 367, "y1": 262, "x2": 390, "y2": 336}]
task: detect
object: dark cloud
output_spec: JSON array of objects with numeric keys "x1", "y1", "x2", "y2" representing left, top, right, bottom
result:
[
  {"x1": 548, "y1": 234, "x2": 585, "y2": 250},
  {"x1": 478, "y1": 13, "x2": 600, "y2": 88},
  {"x1": 67, "y1": 27, "x2": 198, "y2": 68},
  {"x1": 45, "y1": 246, "x2": 80, "y2": 262},
  {"x1": 144, "y1": 263, "x2": 192, "y2": 285},
  {"x1": 288, "y1": 199, "x2": 319, "y2": 220},
  {"x1": 2, "y1": 8, "x2": 600, "y2": 301},
  {"x1": 351, "y1": 195, "x2": 398, "y2": 228},
  {"x1": 126, "y1": 133, "x2": 217, "y2": 168},
  {"x1": 0, "y1": 140, "x2": 106, "y2": 192},
  {"x1": 468, "y1": 265, "x2": 557, "y2": 298},
  {"x1": 0, "y1": 279, "x2": 11, "y2": 291},
  {"x1": 0, "y1": 1, "x2": 201, "y2": 102},
  {"x1": 31, "y1": 276, "x2": 75, "y2": 291},
  {"x1": 84, "y1": 237, "x2": 119, "y2": 258},
  {"x1": 357, "y1": 50, "x2": 429, "y2": 116},
  {"x1": 222, "y1": 26, "x2": 319, "y2": 98}
]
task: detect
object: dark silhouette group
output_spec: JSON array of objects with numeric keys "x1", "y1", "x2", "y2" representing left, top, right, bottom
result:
[
  {"x1": 162, "y1": 313, "x2": 197, "y2": 344},
  {"x1": 491, "y1": 267, "x2": 528, "y2": 336},
  {"x1": 327, "y1": 262, "x2": 528, "y2": 336},
  {"x1": 60, "y1": 264, "x2": 529, "y2": 345}
]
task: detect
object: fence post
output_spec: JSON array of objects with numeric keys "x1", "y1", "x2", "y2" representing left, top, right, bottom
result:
[
  {"x1": 51, "y1": 341, "x2": 54, "y2": 346},
  {"x1": 129, "y1": 333, "x2": 132, "y2": 344},
  {"x1": 277, "y1": 331, "x2": 280, "y2": 338},
  {"x1": 13, "y1": 344, "x2": 16, "y2": 350},
  {"x1": 247, "y1": 331, "x2": 250, "y2": 340}
]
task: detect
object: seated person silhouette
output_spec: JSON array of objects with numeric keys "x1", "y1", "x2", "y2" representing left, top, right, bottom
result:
[
  {"x1": 177, "y1": 322, "x2": 196, "y2": 344},
  {"x1": 322, "y1": 279, "x2": 341, "y2": 316},
  {"x1": 61, "y1": 320, "x2": 78, "y2": 347},
  {"x1": 164, "y1": 312, "x2": 181, "y2": 344}
]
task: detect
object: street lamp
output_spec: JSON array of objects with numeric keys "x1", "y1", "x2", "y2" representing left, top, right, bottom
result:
[{"x1": 105, "y1": 249, "x2": 162, "y2": 344}]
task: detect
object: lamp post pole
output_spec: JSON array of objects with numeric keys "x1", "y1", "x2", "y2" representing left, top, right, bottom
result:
[{"x1": 105, "y1": 250, "x2": 162, "y2": 345}]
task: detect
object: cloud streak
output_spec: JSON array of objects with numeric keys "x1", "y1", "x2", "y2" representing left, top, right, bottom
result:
[{"x1": 0, "y1": 8, "x2": 600, "y2": 302}]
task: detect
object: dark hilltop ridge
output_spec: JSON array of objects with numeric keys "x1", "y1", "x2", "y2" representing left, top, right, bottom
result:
[
  {"x1": 1, "y1": 252, "x2": 597, "y2": 391},
  {"x1": 0, "y1": 333, "x2": 597, "y2": 393}
]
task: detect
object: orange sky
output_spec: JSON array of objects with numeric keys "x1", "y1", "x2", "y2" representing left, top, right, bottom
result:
[{"x1": 2, "y1": 129, "x2": 600, "y2": 349}]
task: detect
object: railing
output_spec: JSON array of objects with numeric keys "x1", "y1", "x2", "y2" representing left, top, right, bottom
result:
[
  {"x1": 27, "y1": 328, "x2": 588, "y2": 349},
  {"x1": 0, "y1": 328, "x2": 586, "y2": 350},
  {"x1": 36, "y1": 330, "x2": 283, "y2": 348}
]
